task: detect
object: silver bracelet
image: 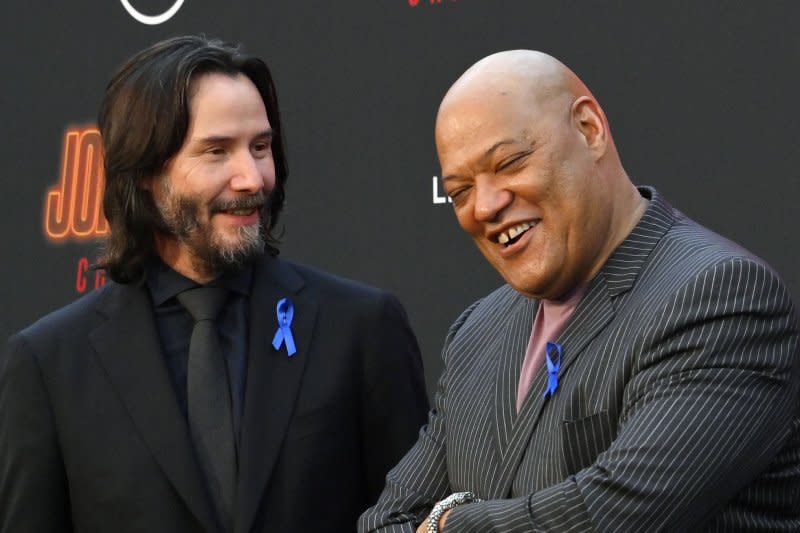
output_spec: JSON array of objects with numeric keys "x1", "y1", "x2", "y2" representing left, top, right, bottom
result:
[{"x1": 426, "y1": 491, "x2": 482, "y2": 533}]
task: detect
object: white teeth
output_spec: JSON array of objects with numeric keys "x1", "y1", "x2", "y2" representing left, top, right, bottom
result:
[{"x1": 498, "y1": 221, "x2": 534, "y2": 244}]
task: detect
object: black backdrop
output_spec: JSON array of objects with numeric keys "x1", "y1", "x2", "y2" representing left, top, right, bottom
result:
[{"x1": 1, "y1": 1, "x2": 798, "y2": 395}]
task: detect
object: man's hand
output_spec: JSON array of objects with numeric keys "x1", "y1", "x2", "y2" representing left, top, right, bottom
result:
[{"x1": 416, "y1": 507, "x2": 452, "y2": 533}]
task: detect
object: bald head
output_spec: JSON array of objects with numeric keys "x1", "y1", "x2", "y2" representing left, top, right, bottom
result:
[
  {"x1": 440, "y1": 50, "x2": 591, "y2": 116},
  {"x1": 436, "y1": 50, "x2": 613, "y2": 164},
  {"x1": 435, "y1": 50, "x2": 647, "y2": 300}
]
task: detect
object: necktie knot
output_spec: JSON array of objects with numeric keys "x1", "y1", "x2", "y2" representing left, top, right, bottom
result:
[{"x1": 177, "y1": 287, "x2": 229, "y2": 322}]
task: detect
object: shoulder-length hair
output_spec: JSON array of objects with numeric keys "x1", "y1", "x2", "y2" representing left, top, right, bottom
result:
[{"x1": 96, "y1": 35, "x2": 288, "y2": 284}]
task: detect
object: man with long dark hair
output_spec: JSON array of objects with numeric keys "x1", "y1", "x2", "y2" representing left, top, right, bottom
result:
[{"x1": 0, "y1": 36, "x2": 428, "y2": 533}]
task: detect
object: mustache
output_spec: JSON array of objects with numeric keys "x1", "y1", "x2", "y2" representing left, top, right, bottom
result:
[{"x1": 210, "y1": 191, "x2": 268, "y2": 213}]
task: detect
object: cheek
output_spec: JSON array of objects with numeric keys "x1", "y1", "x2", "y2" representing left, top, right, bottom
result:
[
  {"x1": 152, "y1": 179, "x2": 180, "y2": 210},
  {"x1": 260, "y1": 159, "x2": 277, "y2": 190},
  {"x1": 557, "y1": 204, "x2": 599, "y2": 273},
  {"x1": 454, "y1": 207, "x2": 478, "y2": 234},
  {"x1": 553, "y1": 207, "x2": 583, "y2": 251}
]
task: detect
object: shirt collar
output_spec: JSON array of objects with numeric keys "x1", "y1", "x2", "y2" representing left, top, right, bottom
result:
[{"x1": 145, "y1": 257, "x2": 254, "y2": 307}]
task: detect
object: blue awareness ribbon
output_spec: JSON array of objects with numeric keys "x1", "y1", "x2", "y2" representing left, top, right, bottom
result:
[
  {"x1": 542, "y1": 341, "x2": 562, "y2": 399},
  {"x1": 271, "y1": 298, "x2": 297, "y2": 356}
]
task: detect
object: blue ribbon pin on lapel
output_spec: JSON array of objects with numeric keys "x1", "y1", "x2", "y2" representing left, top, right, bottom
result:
[
  {"x1": 271, "y1": 298, "x2": 297, "y2": 356},
  {"x1": 543, "y1": 341, "x2": 562, "y2": 399}
]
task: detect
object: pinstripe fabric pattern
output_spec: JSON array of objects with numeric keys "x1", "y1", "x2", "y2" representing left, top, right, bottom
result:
[{"x1": 359, "y1": 188, "x2": 800, "y2": 532}]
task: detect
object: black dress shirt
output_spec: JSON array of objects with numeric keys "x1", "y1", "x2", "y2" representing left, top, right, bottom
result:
[{"x1": 145, "y1": 259, "x2": 252, "y2": 444}]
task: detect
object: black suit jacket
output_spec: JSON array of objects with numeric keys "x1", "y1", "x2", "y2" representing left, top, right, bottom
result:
[{"x1": 0, "y1": 256, "x2": 429, "y2": 533}]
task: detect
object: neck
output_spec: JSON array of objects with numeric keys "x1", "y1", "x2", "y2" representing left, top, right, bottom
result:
[
  {"x1": 611, "y1": 178, "x2": 647, "y2": 241},
  {"x1": 580, "y1": 177, "x2": 647, "y2": 289},
  {"x1": 153, "y1": 233, "x2": 217, "y2": 285}
]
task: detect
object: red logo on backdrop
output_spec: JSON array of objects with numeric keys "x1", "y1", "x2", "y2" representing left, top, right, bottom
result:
[
  {"x1": 43, "y1": 126, "x2": 110, "y2": 294},
  {"x1": 75, "y1": 256, "x2": 107, "y2": 294},
  {"x1": 408, "y1": 0, "x2": 457, "y2": 6}
]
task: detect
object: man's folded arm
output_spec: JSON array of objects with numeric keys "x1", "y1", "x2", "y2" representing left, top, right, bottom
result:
[
  {"x1": 358, "y1": 411, "x2": 450, "y2": 532},
  {"x1": 442, "y1": 258, "x2": 799, "y2": 532},
  {"x1": 359, "y1": 301, "x2": 485, "y2": 532}
]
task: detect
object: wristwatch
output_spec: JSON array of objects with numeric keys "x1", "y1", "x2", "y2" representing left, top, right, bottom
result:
[{"x1": 426, "y1": 491, "x2": 482, "y2": 533}]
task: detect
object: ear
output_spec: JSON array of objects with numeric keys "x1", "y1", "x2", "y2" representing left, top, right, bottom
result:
[{"x1": 571, "y1": 96, "x2": 608, "y2": 158}]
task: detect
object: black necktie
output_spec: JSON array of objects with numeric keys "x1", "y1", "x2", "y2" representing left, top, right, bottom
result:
[{"x1": 177, "y1": 287, "x2": 236, "y2": 530}]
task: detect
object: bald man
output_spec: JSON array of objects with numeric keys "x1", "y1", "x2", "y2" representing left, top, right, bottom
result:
[{"x1": 359, "y1": 51, "x2": 800, "y2": 532}]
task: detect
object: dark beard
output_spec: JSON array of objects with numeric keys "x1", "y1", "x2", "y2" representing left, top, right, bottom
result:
[{"x1": 157, "y1": 191, "x2": 267, "y2": 278}]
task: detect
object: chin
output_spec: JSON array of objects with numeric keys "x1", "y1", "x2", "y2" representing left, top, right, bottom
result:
[
  {"x1": 204, "y1": 226, "x2": 264, "y2": 268},
  {"x1": 504, "y1": 270, "x2": 558, "y2": 300},
  {"x1": 218, "y1": 223, "x2": 261, "y2": 244}
]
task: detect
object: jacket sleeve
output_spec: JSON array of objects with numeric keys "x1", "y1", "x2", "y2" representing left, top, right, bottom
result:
[
  {"x1": 359, "y1": 300, "x2": 483, "y2": 532},
  {"x1": 359, "y1": 292, "x2": 431, "y2": 509},
  {"x1": 443, "y1": 258, "x2": 800, "y2": 532},
  {"x1": 0, "y1": 334, "x2": 73, "y2": 533}
]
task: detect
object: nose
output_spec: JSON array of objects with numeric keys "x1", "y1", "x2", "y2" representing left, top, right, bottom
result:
[
  {"x1": 473, "y1": 178, "x2": 512, "y2": 222},
  {"x1": 230, "y1": 152, "x2": 268, "y2": 193}
]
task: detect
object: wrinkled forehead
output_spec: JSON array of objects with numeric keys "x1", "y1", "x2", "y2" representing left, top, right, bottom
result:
[
  {"x1": 436, "y1": 82, "x2": 568, "y2": 152},
  {"x1": 441, "y1": 68, "x2": 572, "y2": 124}
]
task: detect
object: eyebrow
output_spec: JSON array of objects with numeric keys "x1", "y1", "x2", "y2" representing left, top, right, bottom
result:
[
  {"x1": 193, "y1": 128, "x2": 273, "y2": 145},
  {"x1": 485, "y1": 138, "x2": 516, "y2": 156}
]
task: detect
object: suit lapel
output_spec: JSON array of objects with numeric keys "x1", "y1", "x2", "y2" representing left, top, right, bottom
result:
[
  {"x1": 89, "y1": 283, "x2": 219, "y2": 532},
  {"x1": 489, "y1": 186, "x2": 677, "y2": 497},
  {"x1": 491, "y1": 295, "x2": 537, "y2": 464},
  {"x1": 488, "y1": 277, "x2": 614, "y2": 497},
  {"x1": 235, "y1": 257, "x2": 317, "y2": 533}
]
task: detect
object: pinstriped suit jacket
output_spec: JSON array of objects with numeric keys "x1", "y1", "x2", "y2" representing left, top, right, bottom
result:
[{"x1": 360, "y1": 187, "x2": 800, "y2": 532}]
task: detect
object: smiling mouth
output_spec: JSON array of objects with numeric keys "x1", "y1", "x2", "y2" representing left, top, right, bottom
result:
[
  {"x1": 497, "y1": 221, "x2": 537, "y2": 246},
  {"x1": 212, "y1": 191, "x2": 267, "y2": 218},
  {"x1": 220, "y1": 208, "x2": 258, "y2": 216}
]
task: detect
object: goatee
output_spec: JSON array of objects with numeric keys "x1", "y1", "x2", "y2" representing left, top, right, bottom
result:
[{"x1": 155, "y1": 186, "x2": 267, "y2": 278}]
